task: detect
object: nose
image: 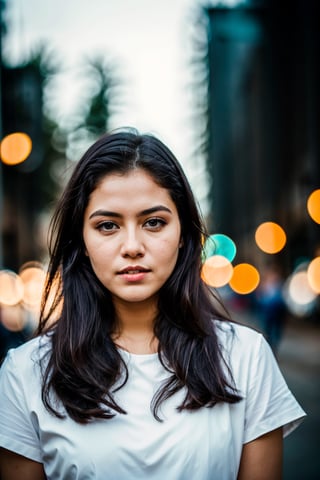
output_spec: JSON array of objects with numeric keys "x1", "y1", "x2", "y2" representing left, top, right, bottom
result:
[{"x1": 120, "y1": 228, "x2": 145, "y2": 258}]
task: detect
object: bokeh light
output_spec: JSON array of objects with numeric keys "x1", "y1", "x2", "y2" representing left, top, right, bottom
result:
[
  {"x1": 0, "y1": 270, "x2": 24, "y2": 306},
  {"x1": 202, "y1": 235, "x2": 216, "y2": 259},
  {"x1": 229, "y1": 263, "x2": 260, "y2": 294},
  {"x1": 288, "y1": 271, "x2": 317, "y2": 305},
  {"x1": 307, "y1": 257, "x2": 320, "y2": 294},
  {"x1": 307, "y1": 189, "x2": 320, "y2": 224},
  {"x1": 19, "y1": 263, "x2": 46, "y2": 310},
  {"x1": 0, "y1": 132, "x2": 32, "y2": 165},
  {"x1": 283, "y1": 270, "x2": 318, "y2": 317},
  {"x1": 1, "y1": 305, "x2": 26, "y2": 332},
  {"x1": 201, "y1": 255, "x2": 233, "y2": 288},
  {"x1": 203, "y1": 234, "x2": 236, "y2": 262},
  {"x1": 255, "y1": 222, "x2": 286, "y2": 254}
]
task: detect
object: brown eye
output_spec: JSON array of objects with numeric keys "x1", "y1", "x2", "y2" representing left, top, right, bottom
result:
[
  {"x1": 144, "y1": 218, "x2": 166, "y2": 229},
  {"x1": 97, "y1": 221, "x2": 119, "y2": 232}
]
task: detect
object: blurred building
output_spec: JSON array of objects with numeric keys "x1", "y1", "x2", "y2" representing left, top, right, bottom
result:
[
  {"x1": 0, "y1": 0, "x2": 5, "y2": 267},
  {"x1": 1, "y1": 63, "x2": 44, "y2": 270},
  {"x1": 203, "y1": 0, "x2": 320, "y2": 271}
]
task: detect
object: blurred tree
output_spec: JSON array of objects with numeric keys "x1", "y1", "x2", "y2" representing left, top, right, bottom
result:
[
  {"x1": 83, "y1": 58, "x2": 115, "y2": 135},
  {"x1": 66, "y1": 55, "x2": 122, "y2": 161},
  {"x1": 1, "y1": 47, "x2": 67, "y2": 269},
  {"x1": 0, "y1": 0, "x2": 121, "y2": 271},
  {"x1": 1, "y1": 46, "x2": 122, "y2": 270}
]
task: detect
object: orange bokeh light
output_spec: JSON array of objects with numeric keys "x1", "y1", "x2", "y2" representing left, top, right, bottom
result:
[
  {"x1": 1, "y1": 305, "x2": 26, "y2": 332},
  {"x1": 229, "y1": 263, "x2": 260, "y2": 294},
  {"x1": 0, "y1": 270, "x2": 24, "y2": 306},
  {"x1": 255, "y1": 222, "x2": 286, "y2": 254},
  {"x1": 307, "y1": 189, "x2": 320, "y2": 224},
  {"x1": 307, "y1": 257, "x2": 320, "y2": 294},
  {"x1": 19, "y1": 265, "x2": 46, "y2": 308},
  {"x1": 201, "y1": 255, "x2": 233, "y2": 288},
  {"x1": 0, "y1": 132, "x2": 32, "y2": 165}
]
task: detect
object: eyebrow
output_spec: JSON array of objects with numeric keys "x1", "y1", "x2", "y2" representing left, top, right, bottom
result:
[{"x1": 88, "y1": 205, "x2": 172, "y2": 220}]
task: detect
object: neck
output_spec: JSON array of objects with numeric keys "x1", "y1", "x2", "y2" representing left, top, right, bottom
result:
[{"x1": 112, "y1": 298, "x2": 159, "y2": 354}]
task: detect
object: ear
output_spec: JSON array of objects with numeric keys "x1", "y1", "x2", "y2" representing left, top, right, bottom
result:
[{"x1": 179, "y1": 238, "x2": 184, "y2": 248}]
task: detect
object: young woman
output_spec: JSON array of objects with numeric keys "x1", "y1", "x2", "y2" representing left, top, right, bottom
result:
[{"x1": 0, "y1": 129, "x2": 305, "y2": 479}]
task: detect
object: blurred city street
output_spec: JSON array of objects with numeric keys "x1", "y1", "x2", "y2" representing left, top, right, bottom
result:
[{"x1": 278, "y1": 319, "x2": 320, "y2": 480}]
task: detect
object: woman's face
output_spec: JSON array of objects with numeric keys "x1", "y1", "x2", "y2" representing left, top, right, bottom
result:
[{"x1": 83, "y1": 168, "x2": 182, "y2": 310}]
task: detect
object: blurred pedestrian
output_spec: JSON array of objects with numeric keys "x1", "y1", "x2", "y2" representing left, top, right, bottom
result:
[
  {"x1": 254, "y1": 263, "x2": 287, "y2": 353},
  {"x1": 0, "y1": 129, "x2": 306, "y2": 479}
]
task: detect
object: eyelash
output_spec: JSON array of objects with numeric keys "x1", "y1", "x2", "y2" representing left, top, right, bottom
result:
[
  {"x1": 96, "y1": 221, "x2": 118, "y2": 232},
  {"x1": 96, "y1": 218, "x2": 167, "y2": 233},
  {"x1": 144, "y1": 218, "x2": 167, "y2": 229}
]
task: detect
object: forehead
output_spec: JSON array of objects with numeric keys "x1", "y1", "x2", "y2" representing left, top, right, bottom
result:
[{"x1": 87, "y1": 169, "x2": 176, "y2": 211}]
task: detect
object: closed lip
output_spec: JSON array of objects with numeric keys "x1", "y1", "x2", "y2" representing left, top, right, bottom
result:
[{"x1": 117, "y1": 266, "x2": 151, "y2": 274}]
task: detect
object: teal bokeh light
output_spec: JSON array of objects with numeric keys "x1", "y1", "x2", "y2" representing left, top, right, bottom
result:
[{"x1": 203, "y1": 234, "x2": 237, "y2": 262}]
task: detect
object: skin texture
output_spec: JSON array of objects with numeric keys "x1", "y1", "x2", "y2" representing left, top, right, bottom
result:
[
  {"x1": 82, "y1": 169, "x2": 182, "y2": 353},
  {"x1": 0, "y1": 448, "x2": 46, "y2": 480},
  {"x1": 238, "y1": 427, "x2": 283, "y2": 480},
  {"x1": 83, "y1": 169, "x2": 182, "y2": 305}
]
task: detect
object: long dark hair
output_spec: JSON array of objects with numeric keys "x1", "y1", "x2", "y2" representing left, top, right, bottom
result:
[{"x1": 38, "y1": 128, "x2": 241, "y2": 423}]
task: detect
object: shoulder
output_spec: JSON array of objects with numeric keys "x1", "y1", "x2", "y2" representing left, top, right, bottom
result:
[
  {"x1": 1, "y1": 334, "x2": 51, "y2": 378},
  {"x1": 0, "y1": 336, "x2": 52, "y2": 464},
  {"x1": 213, "y1": 319, "x2": 269, "y2": 384},
  {"x1": 212, "y1": 320, "x2": 306, "y2": 440},
  {"x1": 0, "y1": 334, "x2": 53, "y2": 415},
  {"x1": 214, "y1": 319, "x2": 263, "y2": 355}
]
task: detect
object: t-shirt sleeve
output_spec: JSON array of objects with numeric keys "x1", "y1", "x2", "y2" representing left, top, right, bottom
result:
[
  {"x1": 0, "y1": 349, "x2": 42, "y2": 462},
  {"x1": 243, "y1": 333, "x2": 306, "y2": 444}
]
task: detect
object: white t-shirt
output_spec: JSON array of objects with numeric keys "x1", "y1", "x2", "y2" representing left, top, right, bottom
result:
[{"x1": 0, "y1": 321, "x2": 305, "y2": 480}]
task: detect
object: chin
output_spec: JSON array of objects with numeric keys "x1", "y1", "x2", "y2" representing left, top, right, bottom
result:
[
  {"x1": 124, "y1": 296, "x2": 153, "y2": 303},
  {"x1": 112, "y1": 292, "x2": 157, "y2": 305}
]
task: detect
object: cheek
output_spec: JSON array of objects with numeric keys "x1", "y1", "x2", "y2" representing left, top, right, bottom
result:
[
  {"x1": 158, "y1": 238, "x2": 181, "y2": 264},
  {"x1": 85, "y1": 242, "x2": 113, "y2": 272},
  {"x1": 84, "y1": 230, "x2": 114, "y2": 258}
]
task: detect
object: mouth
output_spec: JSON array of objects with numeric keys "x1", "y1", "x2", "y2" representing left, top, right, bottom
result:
[
  {"x1": 117, "y1": 266, "x2": 151, "y2": 275},
  {"x1": 117, "y1": 266, "x2": 151, "y2": 283}
]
